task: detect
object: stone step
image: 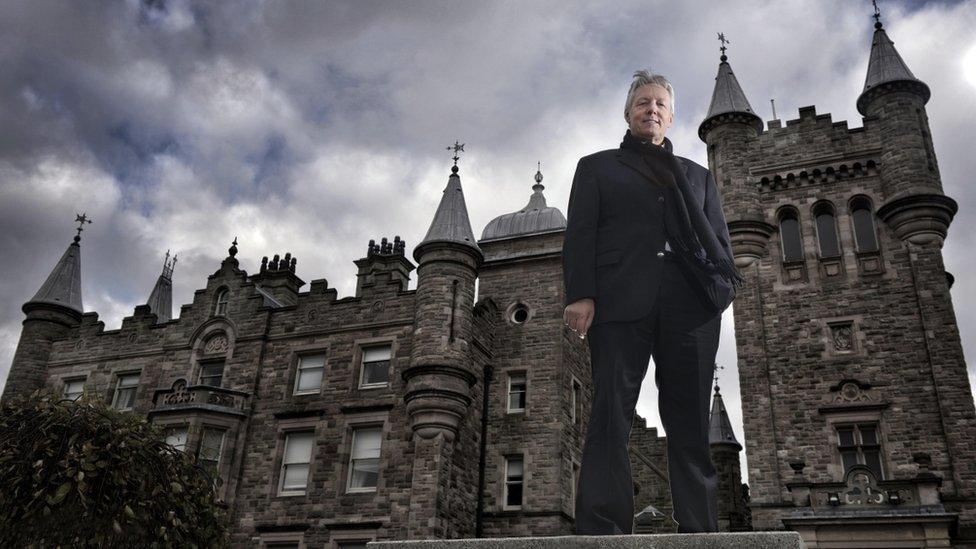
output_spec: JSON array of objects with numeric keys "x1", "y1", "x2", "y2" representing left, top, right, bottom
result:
[{"x1": 369, "y1": 532, "x2": 805, "y2": 549}]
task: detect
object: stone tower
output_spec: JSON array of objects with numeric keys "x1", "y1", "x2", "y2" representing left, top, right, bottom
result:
[
  {"x1": 1, "y1": 219, "x2": 87, "y2": 401},
  {"x1": 405, "y1": 159, "x2": 484, "y2": 538},
  {"x1": 476, "y1": 166, "x2": 578, "y2": 535},
  {"x1": 701, "y1": 13, "x2": 976, "y2": 547},
  {"x1": 708, "y1": 382, "x2": 748, "y2": 532}
]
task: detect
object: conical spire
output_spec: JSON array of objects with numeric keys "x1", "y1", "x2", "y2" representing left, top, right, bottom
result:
[
  {"x1": 145, "y1": 251, "x2": 176, "y2": 322},
  {"x1": 415, "y1": 142, "x2": 481, "y2": 261},
  {"x1": 27, "y1": 214, "x2": 90, "y2": 314},
  {"x1": 856, "y1": 7, "x2": 930, "y2": 115},
  {"x1": 698, "y1": 34, "x2": 763, "y2": 140},
  {"x1": 709, "y1": 382, "x2": 742, "y2": 450}
]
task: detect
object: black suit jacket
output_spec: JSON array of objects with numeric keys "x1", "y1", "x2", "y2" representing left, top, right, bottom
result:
[{"x1": 562, "y1": 139, "x2": 734, "y2": 325}]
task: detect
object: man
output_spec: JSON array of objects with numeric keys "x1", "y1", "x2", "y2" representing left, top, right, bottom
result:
[{"x1": 563, "y1": 70, "x2": 737, "y2": 535}]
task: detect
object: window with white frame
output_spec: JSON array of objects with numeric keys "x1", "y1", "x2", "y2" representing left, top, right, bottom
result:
[
  {"x1": 112, "y1": 373, "x2": 140, "y2": 411},
  {"x1": 214, "y1": 289, "x2": 229, "y2": 316},
  {"x1": 347, "y1": 426, "x2": 382, "y2": 492},
  {"x1": 359, "y1": 345, "x2": 391, "y2": 388},
  {"x1": 508, "y1": 372, "x2": 526, "y2": 413},
  {"x1": 836, "y1": 423, "x2": 884, "y2": 479},
  {"x1": 571, "y1": 378, "x2": 582, "y2": 425},
  {"x1": 63, "y1": 378, "x2": 85, "y2": 401},
  {"x1": 198, "y1": 427, "x2": 225, "y2": 479},
  {"x1": 294, "y1": 354, "x2": 326, "y2": 394},
  {"x1": 279, "y1": 432, "x2": 314, "y2": 495},
  {"x1": 199, "y1": 360, "x2": 225, "y2": 387},
  {"x1": 504, "y1": 455, "x2": 524, "y2": 508},
  {"x1": 164, "y1": 426, "x2": 188, "y2": 452}
]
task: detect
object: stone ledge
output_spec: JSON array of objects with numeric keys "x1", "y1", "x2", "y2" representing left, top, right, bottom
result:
[{"x1": 369, "y1": 532, "x2": 805, "y2": 549}]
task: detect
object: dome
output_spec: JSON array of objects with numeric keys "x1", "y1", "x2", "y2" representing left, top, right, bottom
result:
[{"x1": 480, "y1": 169, "x2": 567, "y2": 241}]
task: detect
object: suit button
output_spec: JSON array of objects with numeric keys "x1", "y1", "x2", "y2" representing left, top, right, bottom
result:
[
  {"x1": 657, "y1": 252, "x2": 665, "y2": 257},
  {"x1": 658, "y1": 196, "x2": 665, "y2": 202}
]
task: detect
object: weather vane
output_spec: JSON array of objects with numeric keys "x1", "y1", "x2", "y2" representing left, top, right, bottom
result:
[
  {"x1": 713, "y1": 363, "x2": 725, "y2": 388},
  {"x1": 872, "y1": 0, "x2": 882, "y2": 24},
  {"x1": 74, "y1": 212, "x2": 92, "y2": 239},
  {"x1": 717, "y1": 32, "x2": 730, "y2": 58},
  {"x1": 447, "y1": 140, "x2": 465, "y2": 169}
]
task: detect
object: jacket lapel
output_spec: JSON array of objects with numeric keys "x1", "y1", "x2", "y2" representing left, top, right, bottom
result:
[{"x1": 616, "y1": 149, "x2": 663, "y2": 184}]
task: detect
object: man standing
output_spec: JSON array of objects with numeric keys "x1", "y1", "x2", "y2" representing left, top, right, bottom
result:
[{"x1": 563, "y1": 70, "x2": 739, "y2": 535}]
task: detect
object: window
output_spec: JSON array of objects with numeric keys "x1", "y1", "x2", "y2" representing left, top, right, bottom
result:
[
  {"x1": 837, "y1": 423, "x2": 884, "y2": 479},
  {"x1": 295, "y1": 354, "x2": 326, "y2": 394},
  {"x1": 265, "y1": 543, "x2": 300, "y2": 549},
  {"x1": 508, "y1": 373, "x2": 526, "y2": 413},
  {"x1": 338, "y1": 542, "x2": 369, "y2": 549},
  {"x1": 360, "y1": 345, "x2": 391, "y2": 388},
  {"x1": 63, "y1": 378, "x2": 85, "y2": 401},
  {"x1": 164, "y1": 426, "x2": 188, "y2": 452},
  {"x1": 510, "y1": 304, "x2": 529, "y2": 324},
  {"x1": 198, "y1": 427, "x2": 225, "y2": 479},
  {"x1": 112, "y1": 373, "x2": 140, "y2": 411},
  {"x1": 778, "y1": 209, "x2": 804, "y2": 262},
  {"x1": 851, "y1": 197, "x2": 879, "y2": 253},
  {"x1": 214, "y1": 289, "x2": 229, "y2": 316},
  {"x1": 572, "y1": 461, "x2": 581, "y2": 510},
  {"x1": 504, "y1": 455, "x2": 524, "y2": 508},
  {"x1": 347, "y1": 426, "x2": 382, "y2": 492},
  {"x1": 199, "y1": 360, "x2": 225, "y2": 387},
  {"x1": 571, "y1": 378, "x2": 582, "y2": 425},
  {"x1": 279, "y1": 432, "x2": 314, "y2": 495},
  {"x1": 814, "y1": 203, "x2": 841, "y2": 258}
]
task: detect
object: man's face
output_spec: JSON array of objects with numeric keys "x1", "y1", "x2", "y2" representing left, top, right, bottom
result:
[{"x1": 625, "y1": 83, "x2": 674, "y2": 144}]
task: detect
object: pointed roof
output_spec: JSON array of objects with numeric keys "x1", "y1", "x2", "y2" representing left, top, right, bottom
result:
[
  {"x1": 856, "y1": 20, "x2": 930, "y2": 115},
  {"x1": 415, "y1": 166, "x2": 481, "y2": 260},
  {"x1": 481, "y1": 165, "x2": 567, "y2": 241},
  {"x1": 709, "y1": 384, "x2": 742, "y2": 450},
  {"x1": 28, "y1": 235, "x2": 84, "y2": 314},
  {"x1": 698, "y1": 53, "x2": 763, "y2": 140},
  {"x1": 145, "y1": 252, "x2": 176, "y2": 322}
]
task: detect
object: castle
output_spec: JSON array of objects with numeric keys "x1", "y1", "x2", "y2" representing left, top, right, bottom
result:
[{"x1": 4, "y1": 9, "x2": 976, "y2": 549}]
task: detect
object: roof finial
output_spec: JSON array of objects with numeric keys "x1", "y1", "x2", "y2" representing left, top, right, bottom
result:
[
  {"x1": 229, "y1": 237, "x2": 238, "y2": 258},
  {"x1": 73, "y1": 212, "x2": 92, "y2": 243},
  {"x1": 713, "y1": 363, "x2": 725, "y2": 393},
  {"x1": 533, "y1": 161, "x2": 544, "y2": 190},
  {"x1": 872, "y1": 0, "x2": 883, "y2": 29},
  {"x1": 161, "y1": 249, "x2": 178, "y2": 279},
  {"x1": 446, "y1": 140, "x2": 465, "y2": 174},
  {"x1": 717, "y1": 32, "x2": 730, "y2": 62}
]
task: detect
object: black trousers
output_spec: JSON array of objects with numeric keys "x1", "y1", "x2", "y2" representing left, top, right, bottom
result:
[{"x1": 574, "y1": 258, "x2": 720, "y2": 535}]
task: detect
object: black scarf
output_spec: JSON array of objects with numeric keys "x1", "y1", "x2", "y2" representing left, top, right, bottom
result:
[{"x1": 620, "y1": 130, "x2": 743, "y2": 288}]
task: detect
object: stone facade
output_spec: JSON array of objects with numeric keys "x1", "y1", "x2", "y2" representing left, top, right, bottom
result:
[
  {"x1": 700, "y1": 18, "x2": 976, "y2": 548},
  {"x1": 3, "y1": 164, "x2": 745, "y2": 545}
]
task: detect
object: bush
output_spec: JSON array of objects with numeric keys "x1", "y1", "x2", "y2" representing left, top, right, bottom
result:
[{"x1": 0, "y1": 391, "x2": 228, "y2": 548}]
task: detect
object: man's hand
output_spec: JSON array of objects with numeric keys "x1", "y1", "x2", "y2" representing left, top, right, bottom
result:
[{"x1": 564, "y1": 298, "x2": 595, "y2": 339}]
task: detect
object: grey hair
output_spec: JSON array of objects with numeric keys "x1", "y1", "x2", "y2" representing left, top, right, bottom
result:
[{"x1": 625, "y1": 70, "x2": 676, "y2": 118}]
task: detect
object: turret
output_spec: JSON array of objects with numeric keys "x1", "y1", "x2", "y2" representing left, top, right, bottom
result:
[
  {"x1": 404, "y1": 145, "x2": 483, "y2": 441},
  {"x1": 709, "y1": 381, "x2": 747, "y2": 532},
  {"x1": 145, "y1": 250, "x2": 176, "y2": 323},
  {"x1": 2, "y1": 215, "x2": 90, "y2": 401},
  {"x1": 698, "y1": 36, "x2": 772, "y2": 267},
  {"x1": 857, "y1": 9, "x2": 956, "y2": 245}
]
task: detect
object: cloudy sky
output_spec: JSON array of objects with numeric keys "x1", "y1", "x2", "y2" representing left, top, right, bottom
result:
[{"x1": 2, "y1": 0, "x2": 975, "y2": 481}]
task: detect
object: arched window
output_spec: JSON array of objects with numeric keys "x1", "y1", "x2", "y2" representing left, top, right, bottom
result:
[
  {"x1": 850, "y1": 196, "x2": 879, "y2": 253},
  {"x1": 214, "y1": 289, "x2": 229, "y2": 316},
  {"x1": 778, "y1": 208, "x2": 804, "y2": 262},
  {"x1": 814, "y1": 202, "x2": 841, "y2": 258}
]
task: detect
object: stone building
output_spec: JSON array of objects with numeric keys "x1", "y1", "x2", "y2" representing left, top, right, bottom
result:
[
  {"x1": 1, "y1": 158, "x2": 746, "y2": 546},
  {"x1": 699, "y1": 10, "x2": 976, "y2": 548}
]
